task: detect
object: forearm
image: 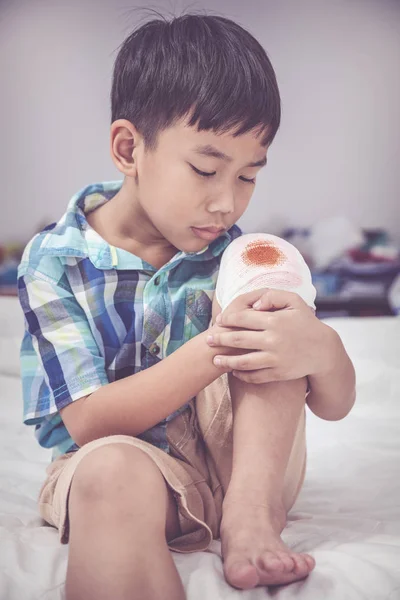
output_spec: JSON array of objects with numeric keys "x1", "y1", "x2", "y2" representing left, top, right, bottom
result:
[
  {"x1": 75, "y1": 330, "x2": 223, "y2": 445},
  {"x1": 306, "y1": 324, "x2": 356, "y2": 421}
]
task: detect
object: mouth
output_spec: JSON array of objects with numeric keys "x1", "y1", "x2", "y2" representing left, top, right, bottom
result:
[{"x1": 191, "y1": 226, "x2": 226, "y2": 241}]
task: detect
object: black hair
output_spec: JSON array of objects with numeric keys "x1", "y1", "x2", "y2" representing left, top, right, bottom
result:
[{"x1": 111, "y1": 10, "x2": 281, "y2": 151}]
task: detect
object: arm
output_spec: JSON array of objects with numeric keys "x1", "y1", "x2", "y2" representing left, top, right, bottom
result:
[
  {"x1": 207, "y1": 288, "x2": 357, "y2": 422},
  {"x1": 209, "y1": 233, "x2": 356, "y2": 421},
  {"x1": 61, "y1": 327, "x2": 227, "y2": 446},
  {"x1": 305, "y1": 322, "x2": 356, "y2": 421},
  {"x1": 19, "y1": 270, "x2": 230, "y2": 448}
]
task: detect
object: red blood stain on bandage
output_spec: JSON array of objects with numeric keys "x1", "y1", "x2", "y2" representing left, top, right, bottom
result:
[{"x1": 242, "y1": 240, "x2": 286, "y2": 267}]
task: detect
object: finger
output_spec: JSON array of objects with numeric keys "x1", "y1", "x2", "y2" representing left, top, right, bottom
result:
[
  {"x1": 229, "y1": 288, "x2": 271, "y2": 308},
  {"x1": 232, "y1": 368, "x2": 280, "y2": 384},
  {"x1": 208, "y1": 330, "x2": 266, "y2": 350},
  {"x1": 213, "y1": 351, "x2": 273, "y2": 371},
  {"x1": 218, "y1": 310, "x2": 271, "y2": 331},
  {"x1": 253, "y1": 288, "x2": 305, "y2": 311}
]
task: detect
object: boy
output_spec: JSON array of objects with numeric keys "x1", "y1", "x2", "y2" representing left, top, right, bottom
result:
[{"x1": 18, "y1": 12, "x2": 356, "y2": 600}]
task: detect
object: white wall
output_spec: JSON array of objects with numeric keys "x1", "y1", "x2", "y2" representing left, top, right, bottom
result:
[{"x1": 1, "y1": 0, "x2": 399, "y2": 244}]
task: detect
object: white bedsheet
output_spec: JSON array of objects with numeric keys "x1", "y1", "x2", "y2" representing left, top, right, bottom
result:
[{"x1": 0, "y1": 314, "x2": 399, "y2": 600}]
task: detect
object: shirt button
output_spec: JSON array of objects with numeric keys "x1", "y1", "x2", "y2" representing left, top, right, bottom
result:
[
  {"x1": 149, "y1": 343, "x2": 160, "y2": 355},
  {"x1": 154, "y1": 276, "x2": 161, "y2": 286}
]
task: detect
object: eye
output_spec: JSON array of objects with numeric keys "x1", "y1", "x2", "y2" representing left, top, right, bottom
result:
[
  {"x1": 190, "y1": 165, "x2": 256, "y2": 184},
  {"x1": 239, "y1": 176, "x2": 256, "y2": 184},
  {"x1": 190, "y1": 165, "x2": 216, "y2": 177}
]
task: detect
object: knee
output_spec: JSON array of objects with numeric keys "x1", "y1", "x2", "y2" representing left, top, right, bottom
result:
[
  {"x1": 70, "y1": 443, "x2": 160, "y2": 504},
  {"x1": 216, "y1": 233, "x2": 316, "y2": 312}
]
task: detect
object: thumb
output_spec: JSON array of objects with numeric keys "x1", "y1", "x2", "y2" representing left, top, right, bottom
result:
[{"x1": 252, "y1": 288, "x2": 303, "y2": 311}]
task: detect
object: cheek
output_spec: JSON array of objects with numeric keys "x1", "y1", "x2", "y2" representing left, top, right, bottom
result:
[
  {"x1": 141, "y1": 163, "x2": 189, "y2": 213},
  {"x1": 234, "y1": 192, "x2": 252, "y2": 219}
]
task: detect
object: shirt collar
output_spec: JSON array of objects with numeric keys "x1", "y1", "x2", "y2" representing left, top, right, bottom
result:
[{"x1": 38, "y1": 181, "x2": 241, "y2": 269}]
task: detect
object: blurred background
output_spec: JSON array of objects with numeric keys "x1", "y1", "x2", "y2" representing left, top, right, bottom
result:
[{"x1": 0, "y1": 0, "x2": 399, "y2": 316}]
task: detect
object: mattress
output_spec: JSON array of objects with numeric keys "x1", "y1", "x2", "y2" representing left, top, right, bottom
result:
[{"x1": 0, "y1": 296, "x2": 399, "y2": 599}]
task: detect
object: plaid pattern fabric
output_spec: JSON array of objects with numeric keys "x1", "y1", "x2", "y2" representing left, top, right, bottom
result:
[{"x1": 18, "y1": 181, "x2": 241, "y2": 460}]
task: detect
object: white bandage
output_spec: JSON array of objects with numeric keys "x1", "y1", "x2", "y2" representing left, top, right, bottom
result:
[{"x1": 216, "y1": 233, "x2": 316, "y2": 311}]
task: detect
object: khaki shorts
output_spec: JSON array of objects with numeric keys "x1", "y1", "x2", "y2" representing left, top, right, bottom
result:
[{"x1": 38, "y1": 374, "x2": 307, "y2": 553}]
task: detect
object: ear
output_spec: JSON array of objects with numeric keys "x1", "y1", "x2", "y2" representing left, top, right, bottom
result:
[{"x1": 110, "y1": 119, "x2": 143, "y2": 178}]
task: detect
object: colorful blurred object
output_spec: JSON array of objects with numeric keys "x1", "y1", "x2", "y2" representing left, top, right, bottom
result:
[
  {"x1": 348, "y1": 229, "x2": 399, "y2": 263},
  {"x1": 283, "y1": 221, "x2": 400, "y2": 317},
  {"x1": 0, "y1": 242, "x2": 24, "y2": 296}
]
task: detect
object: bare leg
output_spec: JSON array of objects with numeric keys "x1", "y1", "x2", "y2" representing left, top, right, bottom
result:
[
  {"x1": 65, "y1": 444, "x2": 185, "y2": 600},
  {"x1": 220, "y1": 376, "x2": 315, "y2": 589}
]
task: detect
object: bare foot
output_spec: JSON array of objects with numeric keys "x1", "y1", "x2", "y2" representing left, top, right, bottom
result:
[{"x1": 220, "y1": 498, "x2": 315, "y2": 590}]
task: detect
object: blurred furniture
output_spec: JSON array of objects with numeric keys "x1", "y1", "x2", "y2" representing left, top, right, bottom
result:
[{"x1": 312, "y1": 256, "x2": 400, "y2": 318}]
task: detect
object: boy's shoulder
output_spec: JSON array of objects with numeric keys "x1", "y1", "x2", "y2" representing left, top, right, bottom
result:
[
  {"x1": 18, "y1": 211, "x2": 87, "y2": 284},
  {"x1": 18, "y1": 181, "x2": 124, "y2": 283},
  {"x1": 18, "y1": 224, "x2": 66, "y2": 284}
]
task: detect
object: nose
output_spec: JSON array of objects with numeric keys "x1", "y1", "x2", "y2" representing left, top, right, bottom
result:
[{"x1": 207, "y1": 190, "x2": 235, "y2": 215}]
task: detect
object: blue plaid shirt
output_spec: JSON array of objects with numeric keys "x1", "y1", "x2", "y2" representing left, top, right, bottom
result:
[{"x1": 18, "y1": 181, "x2": 241, "y2": 460}]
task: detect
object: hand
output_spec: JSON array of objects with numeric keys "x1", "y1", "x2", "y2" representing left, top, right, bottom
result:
[{"x1": 207, "y1": 288, "x2": 334, "y2": 384}]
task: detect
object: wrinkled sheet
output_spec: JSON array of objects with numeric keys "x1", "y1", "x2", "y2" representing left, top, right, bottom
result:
[{"x1": 0, "y1": 316, "x2": 400, "y2": 600}]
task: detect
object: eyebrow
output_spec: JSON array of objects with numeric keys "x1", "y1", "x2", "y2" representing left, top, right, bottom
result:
[{"x1": 192, "y1": 144, "x2": 267, "y2": 168}]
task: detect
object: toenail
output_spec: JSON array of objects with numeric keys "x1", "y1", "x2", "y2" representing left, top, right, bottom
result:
[{"x1": 306, "y1": 556, "x2": 315, "y2": 568}]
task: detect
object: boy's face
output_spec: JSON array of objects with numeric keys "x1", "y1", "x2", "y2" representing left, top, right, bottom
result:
[{"x1": 124, "y1": 116, "x2": 268, "y2": 254}]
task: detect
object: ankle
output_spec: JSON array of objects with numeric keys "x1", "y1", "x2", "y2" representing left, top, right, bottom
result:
[
  {"x1": 222, "y1": 492, "x2": 287, "y2": 533},
  {"x1": 224, "y1": 483, "x2": 284, "y2": 510}
]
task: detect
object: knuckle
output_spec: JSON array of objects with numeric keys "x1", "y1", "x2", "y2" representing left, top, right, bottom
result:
[
  {"x1": 235, "y1": 372, "x2": 247, "y2": 382},
  {"x1": 238, "y1": 312, "x2": 248, "y2": 325},
  {"x1": 247, "y1": 372, "x2": 258, "y2": 383},
  {"x1": 222, "y1": 314, "x2": 233, "y2": 326},
  {"x1": 263, "y1": 314, "x2": 274, "y2": 330},
  {"x1": 225, "y1": 312, "x2": 237, "y2": 325},
  {"x1": 268, "y1": 334, "x2": 279, "y2": 348},
  {"x1": 290, "y1": 291, "x2": 303, "y2": 306},
  {"x1": 227, "y1": 311, "x2": 240, "y2": 327},
  {"x1": 232, "y1": 333, "x2": 242, "y2": 346},
  {"x1": 266, "y1": 351, "x2": 277, "y2": 366},
  {"x1": 237, "y1": 356, "x2": 249, "y2": 369},
  {"x1": 262, "y1": 330, "x2": 270, "y2": 345}
]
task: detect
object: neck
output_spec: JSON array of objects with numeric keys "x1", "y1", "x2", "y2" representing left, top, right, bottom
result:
[{"x1": 86, "y1": 178, "x2": 177, "y2": 269}]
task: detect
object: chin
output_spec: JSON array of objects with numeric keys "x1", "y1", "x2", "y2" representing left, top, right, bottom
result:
[
  {"x1": 182, "y1": 238, "x2": 210, "y2": 254},
  {"x1": 167, "y1": 229, "x2": 216, "y2": 255},
  {"x1": 176, "y1": 242, "x2": 207, "y2": 255}
]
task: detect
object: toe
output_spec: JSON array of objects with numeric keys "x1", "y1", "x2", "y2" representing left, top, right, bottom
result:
[
  {"x1": 258, "y1": 551, "x2": 285, "y2": 572},
  {"x1": 291, "y1": 553, "x2": 311, "y2": 577},
  {"x1": 275, "y1": 551, "x2": 295, "y2": 572},
  {"x1": 304, "y1": 554, "x2": 316, "y2": 571},
  {"x1": 224, "y1": 559, "x2": 260, "y2": 590}
]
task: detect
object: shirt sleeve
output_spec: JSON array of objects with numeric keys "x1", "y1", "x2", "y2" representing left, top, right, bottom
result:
[{"x1": 18, "y1": 271, "x2": 109, "y2": 424}]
